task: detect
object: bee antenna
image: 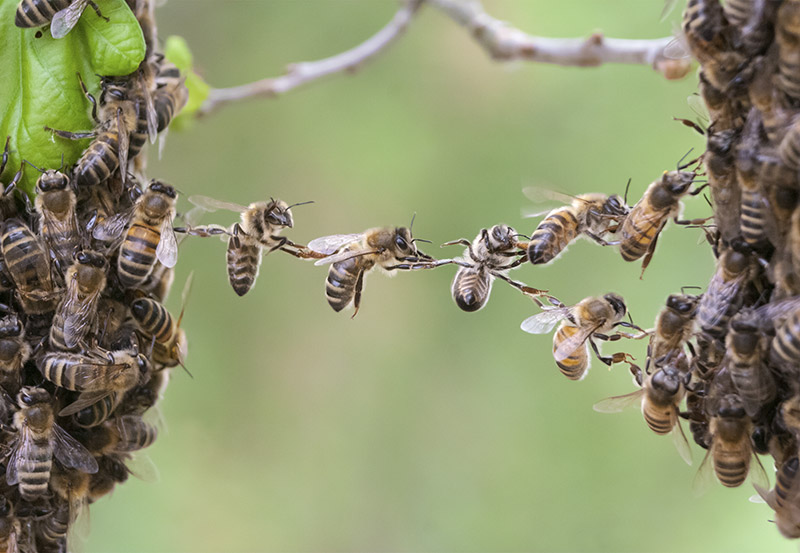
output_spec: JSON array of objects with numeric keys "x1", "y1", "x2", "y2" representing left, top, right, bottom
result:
[
  {"x1": 21, "y1": 159, "x2": 44, "y2": 174},
  {"x1": 702, "y1": 193, "x2": 712, "y2": 207},
  {"x1": 623, "y1": 178, "x2": 632, "y2": 205},
  {"x1": 681, "y1": 285, "x2": 702, "y2": 294},
  {"x1": 677, "y1": 148, "x2": 695, "y2": 170},
  {"x1": 412, "y1": 238, "x2": 432, "y2": 244},
  {"x1": 59, "y1": 153, "x2": 65, "y2": 172},
  {"x1": 286, "y1": 200, "x2": 314, "y2": 210},
  {"x1": 178, "y1": 361, "x2": 194, "y2": 379},
  {"x1": 512, "y1": 233, "x2": 531, "y2": 240},
  {"x1": 409, "y1": 212, "x2": 417, "y2": 233}
]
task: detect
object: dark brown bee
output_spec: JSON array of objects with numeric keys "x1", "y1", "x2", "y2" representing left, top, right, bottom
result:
[
  {"x1": 0, "y1": 315, "x2": 30, "y2": 397},
  {"x1": 1, "y1": 218, "x2": 59, "y2": 316},
  {"x1": 31, "y1": 167, "x2": 81, "y2": 271},
  {"x1": 755, "y1": 456, "x2": 800, "y2": 539},
  {"x1": 705, "y1": 126, "x2": 740, "y2": 241},
  {"x1": 649, "y1": 293, "x2": 699, "y2": 367},
  {"x1": 49, "y1": 250, "x2": 107, "y2": 351},
  {"x1": 736, "y1": 110, "x2": 772, "y2": 251},
  {"x1": 696, "y1": 243, "x2": 753, "y2": 338},
  {"x1": 725, "y1": 310, "x2": 776, "y2": 417}
]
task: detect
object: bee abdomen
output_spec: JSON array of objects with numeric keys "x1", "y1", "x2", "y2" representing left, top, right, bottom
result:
[
  {"x1": 714, "y1": 454, "x2": 748, "y2": 487},
  {"x1": 73, "y1": 392, "x2": 122, "y2": 428},
  {"x1": 325, "y1": 261, "x2": 358, "y2": 312},
  {"x1": 75, "y1": 134, "x2": 120, "y2": 187},
  {"x1": 528, "y1": 209, "x2": 579, "y2": 265},
  {"x1": 15, "y1": 0, "x2": 70, "y2": 27},
  {"x1": 226, "y1": 240, "x2": 261, "y2": 297},
  {"x1": 776, "y1": 457, "x2": 800, "y2": 506},
  {"x1": 619, "y1": 214, "x2": 660, "y2": 262},
  {"x1": 118, "y1": 223, "x2": 160, "y2": 288},
  {"x1": 643, "y1": 408, "x2": 673, "y2": 435},
  {"x1": 37, "y1": 502, "x2": 69, "y2": 548},
  {"x1": 451, "y1": 268, "x2": 490, "y2": 312},
  {"x1": 553, "y1": 325, "x2": 588, "y2": 381},
  {"x1": 18, "y1": 441, "x2": 53, "y2": 500},
  {"x1": 773, "y1": 312, "x2": 800, "y2": 363},
  {"x1": 48, "y1": 311, "x2": 69, "y2": 351},
  {"x1": 740, "y1": 190, "x2": 769, "y2": 246}
]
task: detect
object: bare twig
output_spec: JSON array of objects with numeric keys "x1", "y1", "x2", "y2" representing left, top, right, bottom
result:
[
  {"x1": 197, "y1": 0, "x2": 689, "y2": 117},
  {"x1": 427, "y1": 0, "x2": 690, "y2": 79}
]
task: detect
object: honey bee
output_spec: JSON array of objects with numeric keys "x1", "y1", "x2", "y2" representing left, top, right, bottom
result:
[
  {"x1": 41, "y1": 468, "x2": 90, "y2": 551},
  {"x1": 723, "y1": 0, "x2": 776, "y2": 55},
  {"x1": 736, "y1": 110, "x2": 773, "y2": 252},
  {"x1": 71, "y1": 391, "x2": 123, "y2": 429},
  {"x1": 49, "y1": 251, "x2": 107, "y2": 351},
  {"x1": 0, "y1": 315, "x2": 30, "y2": 396},
  {"x1": 1, "y1": 218, "x2": 59, "y2": 315},
  {"x1": 776, "y1": 0, "x2": 800, "y2": 106},
  {"x1": 5, "y1": 387, "x2": 98, "y2": 501},
  {"x1": 594, "y1": 363, "x2": 693, "y2": 465},
  {"x1": 781, "y1": 119, "x2": 800, "y2": 173},
  {"x1": 88, "y1": 456, "x2": 129, "y2": 503},
  {"x1": 186, "y1": 195, "x2": 315, "y2": 296},
  {"x1": 93, "y1": 180, "x2": 178, "y2": 288},
  {"x1": 520, "y1": 293, "x2": 642, "y2": 381},
  {"x1": 89, "y1": 415, "x2": 158, "y2": 454},
  {"x1": 442, "y1": 224, "x2": 546, "y2": 312},
  {"x1": 617, "y1": 162, "x2": 702, "y2": 277},
  {"x1": 704, "y1": 126, "x2": 741, "y2": 242},
  {"x1": 749, "y1": 52, "x2": 789, "y2": 143},
  {"x1": 153, "y1": 58, "x2": 189, "y2": 135},
  {"x1": 308, "y1": 225, "x2": 438, "y2": 317},
  {"x1": 754, "y1": 456, "x2": 800, "y2": 539},
  {"x1": 726, "y1": 310, "x2": 777, "y2": 417},
  {"x1": 695, "y1": 393, "x2": 768, "y2": 489},
  {"x1": 696, "y1": 242, "x2": 754, "y2": 338},
  {"x1": 698, "y1": 69, "x2": 740, "y2": 130},
  {"x1": 15, "y1": 0, "x2": 107, "y2": 38},
  {"x1": 649, "y1": 292, "x2": 700, "y2": 368},
  {"x1": 0, "y1": 497, "x2": 22, "y2": 553},
  {"x1": 130, "y1": 297, "x2": 187, "y2": 369},
  {"x1": 522, "y1": 189, "x2": 628, "y2": 265}
]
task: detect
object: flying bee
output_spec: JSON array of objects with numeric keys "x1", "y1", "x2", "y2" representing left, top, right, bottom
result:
[
  {"x1": 185, "y1": 195, "x2": 315, "y2": 296},
  {"x1": 15, "y1": 0, "x2": 107, "y2": 38},
  {"x1": 616, "y1": 160, "x2": 704, "y2": 277},
  {"x1": 1, "y1": 218, "x2": 59, "y2": 315},
  {"x1": 695, "y1": 393, "x2": 768, "y2": 490},
  {"x1": 776, "y1": 0, "x2": 800, "y2": 106},
  {"x1": 594, "y1": 363, "x2": 693, "y2": 465},
  {"x1": 5, "y1": 387, "x2": 98, "y2": 501},
  {"x1": 308, "y1": 224, "x2": 439, "y2": 317},
  {"x1": 520, "y1": 293, "x2": 643, "y2": 381},
  {"x1": 522, "y1": 189, "x2": 628, "y2": 265},
  {"x1": 725, "y1": 310, "x2": 777, "y2": 417},
  {"x1": 755, "y1": 456, "x2": 800, "y2": 539},
  {"x1": 649, "y1": 292, "x2": 700, "y2": 368},
  {"x1": 441, "y1": 224, "x2": 546, "y2": 312},
  {"x1": 696, "y1": 242, "x2": 754, "y2": 338},
  {"x1": 0, "y1": 314, "x2": 30, "y2": 396},
  {"x1": 49, "y1": 250, "x2": 107, "y2": 351},
  {"x1": 93, "y1": 180, "x2": 178, "y2": 288}
]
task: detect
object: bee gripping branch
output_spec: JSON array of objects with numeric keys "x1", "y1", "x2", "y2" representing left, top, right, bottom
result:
[{"x1": 197, "y1": 0, "x2": 687, "y2": 117}]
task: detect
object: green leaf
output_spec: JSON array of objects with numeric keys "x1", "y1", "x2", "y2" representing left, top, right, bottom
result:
[
  {"x1": 164, "y1": 35, "x2": 210, "y2": 130},
  {"x1": 0, "y1": 0, "x2": 145, "y2": 196}
]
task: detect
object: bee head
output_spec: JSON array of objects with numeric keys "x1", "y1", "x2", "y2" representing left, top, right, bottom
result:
[
  {"x1": 393, "y1": 227, "x2": 415, "y2": 254},
  {"x1": 265, "y1": 199, "x2": 293, "y2": 228},
  {"x1": 602, "y1": 292, "x2": 627, "y2": 319},
  {"x1": 487, "y1": 224, "x2": 514, "y2": 250},
  {"x1": 36, "y1": 170, "x2": 69, "y2": 193},
  {"x1": 75, "y1": 250, "x2": 108, "y2": 270},
  {"x1": 666, "y1": 294, "x2": 698, "y2": 315},
  {"x1": 718, "y1": 394, "x2": 746, "y2": 419},
  {"x1": 17, "y1": 386, "x2": 49, "y2": 408},
  {"x1": 650, "y1": 366, "x2": 682, "y2": 396},
  {"x1": 0, "y1": 315, "x2": 23, "y2": 339},
  {"x1": 148, "y1": 180, "x2": 177, "y2": 199},
  {"x1": 603, "y1": 194, "x2": 628, "y2": 216}
]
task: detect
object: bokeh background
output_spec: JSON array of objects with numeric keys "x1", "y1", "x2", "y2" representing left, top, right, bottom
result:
[{"x1": 84, "y1": 0, "x2": 793, "y2": 551}]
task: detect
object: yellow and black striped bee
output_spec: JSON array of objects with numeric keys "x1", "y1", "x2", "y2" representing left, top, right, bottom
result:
[
  {"x1": 1, "y1": 218, "x2": 59, "y2": 316},
  {"x1": 308, "y1": 225, "x2": 437, "y2": 318},
  {"x1": 648, "y1": 292, "x2": 699, "y2": 369},
  {"x1": 130, "y1": 296, "x2": 187, "y2": 369},
  {"x1": 755, "y1": 456, "x2": 800, "y2": 538},
  {"x1": 523, "y1": 189, "x2": 628, "y2": 265},
  {"x1": 49, "y1": 250, "x2": 107, "y2": 351},
  {"x1": 520, "y1": 293, "x2": 642, "y2": 381},
  {"x1": 15, "y1": 0, "x2": 107, "y2": 38},
  {"x1": 442, "y1": 224, "x2": 546, "y2": 312},
  {"x1": 5, "y1": 387, "x2": 98, "y2": 501},
  {"x1": 153, "y1": 57, "x2": 189, "y2": 135}
]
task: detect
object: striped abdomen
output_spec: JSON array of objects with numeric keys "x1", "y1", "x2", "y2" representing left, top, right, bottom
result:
[
  {"x1": 155, "y1": 86, "x2": 187, "y2": 133},
  {"x1": 451, "y1": 267, "x2": 491, "y2": 312},
  {"x1": 325, "y1": 254, "x2": 362, "y2": 312},
  {"x1": 48, "y1": 308, "x2": 70, "y2": 351},
  {"x1": 773, "y1": 311, "x2": 800, "y2": 364},
  {"x1": 74, "y1": 131, "x2": 120, "y2": 187},
  {"x1": 527, "y1": 207, "x2": 579, "y2": 265},
  {"x1": 740, "y1": 188, "x2": 769, "y2": 247},
  {"x1": 778, "y1": 1, "x2": 800, "y2": 104},
  {"x1": 15, "y1": 0, "x2": 70, "y2": 27},
  {"x1": 128, "y1": 101, "x2": 150, "y2": 159},
  {"x1": 619, "y1": 205, "x2": 666, "y2": 262},
  {"x1": 118, "y1": 222, "x2": 160, "y2": 288},
  {"x1": 131, "y1": 298, "x2": 175, "y2": 343},
  {"x1": 226, "y1": 236, "x2": 261, "y2": 296},
  {"x1": 116, "y1": 416, "x2": 158, "y2": 451},
  {"x1": 39, "y1": 353, "x2": 125, "y2": 392},
  {"x1": 1, "y1": 220, "x2": 56, "y2": 314},
  {"x1": 17, "y1": 434, "x2": 53, "y2": 500},
  {"x1": 553, "y1": 324, "x2": 588, "y2": 381},
  {"x1": 36, "y1": 501, "x2": 69, "y2": 551},
  {"x1": 642, "y1": 401, "x2": 676, "y2": 435},
  {"x1": 73, "y1": 392, "x2": 122, "y2": 428},
  {"x1": 713, "y1": 443, "x2": 750, "y2": 487},
  {"x1": 780, "y1": 123, "x2": 800, "y2": 171},
  {"x1": 775, "y1": 457, "x2": 800, "y2": 514}
]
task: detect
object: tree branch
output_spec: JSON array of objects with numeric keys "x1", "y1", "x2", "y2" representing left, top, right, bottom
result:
[{"x1": 197, "y1": 0, "x2": 689, "y2": 117}]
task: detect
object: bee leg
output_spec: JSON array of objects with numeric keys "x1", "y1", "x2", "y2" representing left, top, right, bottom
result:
[
  {"x1": 42, "y1": 127, "x2": 96, "y2": 141},
  {"x1": 0, "y1": 136, "x2": 9, "y2": 176},
  {"x1": 266, "y1": 237, "x2": 289, "y2": 254},
  {"x1": 491, "y1": 272, "x2": 548, "y2": 297},
  {"x1": 674, "y1": 215, "x2": 713, "y2": 225},
  {"x1": 88, "y1": 0, "x2": 110, "y2": 22},
  {"x1": 351, "y1": 270, "x2": 365, "y2": 319},
  {"x1": 441, "y1": 238, "x2": 478, "y2": 261},
  {"x1": 639, "y1": 232, "x2": 660, "y2": 279},
  {"x1": 231, "y1": 223, "x2": 243, "y2": 249},
  {"x1": 2, "y1": 164, "x2": 23, "y2": 197},
  {"x1": 584, "y1": 231, "x2": 614, "y2": 246},
  {"x1": 76, "y1": 73, "x2": 100, "y2": 124},
  {"x1": 613, "y1": 320, "x2": 648, "y2": 337}
]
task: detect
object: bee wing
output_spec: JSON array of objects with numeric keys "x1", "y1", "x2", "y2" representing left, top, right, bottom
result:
[
  {"x1": 660, "y1": 0, "x2": 679, "y2": 21},
  {"x1": 687, "y1": 93, "x2": 710, "y2": 127},
  {"x1": 58, "y1": 391, "x2": 111, "y2": 417},
  {"x1": 700, "y1": 275, "x2": 746, "y2": 328},
  {"x1": 64, "y1": 290, "x2": 102, "y2": 349},
  {"x1": 592, "y1": 388, "x2": 644, "y2": 413},
  {"x1": 4, "y1": 433, "x2": 24, "y2": 485},
  {"x1": 754, "y1": 296, "x2": 800, "y2": 325},
  {"x1": 663, "y1": 29, "x2": 690, "y2": 60},
  {"x1": 122, "y1": 452, "x2": 160, "y2": 482},
  {"x1": 692, "y1": 448, "x2": 715, "y2": 497},
  {"x1": 51, "y1": 423, "x2": 98, "y2": 474},
  {"x1": 156, "y1": 218, "x2": 179, "y2": 268},
  {"x1": 313, "y1": 247, "x2": 378, "y2": 267},
  {"x1": 672, "y1": 420, "x2": 693, "y2": 466},
  {"x1": 749, "y1": 454, "x2": 770, "y2": 491},
  {"x1": 553, "y1": 324, "x2": 597, "y2": 363},
  {"x1": 752, "y1": 482, "x2": 777, "y2": 508},
  {"x1": 92, "y1": 209, "x2": 133, "y2": 242},
  {"x1": 307, "y1": 233, "x2": 364, "y2": 256},
  {"x1": 521, "y1": 187, "x2": 574, "y2": 204},
  {"x1": 50, "y1": 0, "x2": 90, "y2": 38},
  {"x1": 141, "y1": 79, "x2": 158, "y2": 144},
  {"x1": 519, "y1": 307, "x2": 570, "y2": 334},
  {"x1": 40, "y1": 210, "x2": 78, "y2": 253},
  {"x1": 187, "y1": 195, "x2": 247, "y2": 214},
  {"x1": 116, "y1": 108, "x2": 130, "y2": 181}
]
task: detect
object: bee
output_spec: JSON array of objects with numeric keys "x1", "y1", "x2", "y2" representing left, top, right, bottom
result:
[
  {"x1": 755, "y1": 456, "x2": 800, "y2": 539},
  {"x1": 522, "y1": 189, "x2": 628, "y2": 265},
  {"x1": 308, "y1": 225, "x2": 438, "y2": 317},
  {"x1": 129, "y1": 0, "x2": 157, "y2": 57},
  {"x1": 1, "y1": 218, "x2": 59, "y2": 315},
  {"x1": 776, "y1": 0, "x2": 800, "y2": 106},
  {"x1": 617, "y1": 161, "x2": 702, "y2": 277},
  {"x1": 93, "y1": 180, "x2": 178, "y2": 288},
  {"x1": 49, "y1": 251, "x2": 107, "y2": 351},
  {"x1": 704, "y1": 126, "x2": 741, "y2": 242},
  {"x1": 0, "y1": 315, "x2": 30, "y2": 396},
  {"x1": 749, "y1": 51, "x2": 789, "y2": 143},
  {"x1": 695, "y1": 393, "x2": 768, "y2": 489},
  {"x1": 186, "y1": 195, "x2": 315, "y2": 296},
  {"x1": 736, "y1": 110, "x2": 772, "y2": 252},
  {"x1": 649, "y1": 292, "x2": 700, "y2": 368},
  {"x1": 723, "y1": 0, "x2": 775, "y2": 56},
  {"x1": 88, "y1": 456, "x2": 129, "y2": 503},
  {"x1": 698, "y1": 69, "x2": 740, "y2": 130},
  {"x1": 153, "y1": 58, "x2": 189, "y2": 134},
  {"x1": 695, "y1": 242, "x2": 754, "y2": 338},
  {"x1": 130, "y1": 297, "x2": 187, "y2": 369},
  {"x1": 781, "y1": 119, "x2": 800, "y2": 173},
  {"x1": 5, "y1": 387, "x2": 98, "y2": 501},
  {"x1": 87, "y1": 415, "x2": 158, "y2": 454},
  {"x1": 683, "y1": 388, "x2": 711, "y2": 450},
  {"x1": 40, "y1": 468, "x2": 90, "y2": 552},
  {"x1": 71, "y1": 391, "x2": 123, "y2": 429},
  {"x1": 520, "y1": 293, "x2": 642, "y2": 381},
  {"x1": 594, "y1": 363, "x2": 693, "y2": 465},
  {"x1": 15, "y1": 0, "x2": 107, "y2": 38},
  {"x1": 0, "y1": 497, "x2": 21, "y2": 553},
  {"x1": 441, "y1": 224, "x2": 546, "y2": 312},
  {"x1": 725, "y1": 310, "x2": 777, "y2": 417}
]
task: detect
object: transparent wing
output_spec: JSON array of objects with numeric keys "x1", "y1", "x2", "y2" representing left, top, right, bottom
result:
[
  {"x1": 156, "y1": 219, "x2": 179, "y2": 268},
  {"x1": 521, "y1": 186, "x2": 574, "y2": 204},
  {"x1": 313, "y1": 248, "x2": 377, "y2": 267},
  {"x1": 554, "y1": 324, "x2": 597, "y2": 363},
  {"x1": 121, "y1": 452, "x2": 160, "y2": 482},
  {"x1": 663, "y1": 29, "x2": 690, "y2": 60},
  {"x1": 660, "y1": 0, "x2": 679, "y2": 21},
  {"x1": 92, "y1": 209, "x2": 133, "y2": 242},
  {"x1": 40, "y1": 211, "x2": 79, "y2": 255},
  {"x1": 698, "y1": 274, "x2": 746, "y2": 329},
  {"x1": 520, "y1": 307, "x2": 570, "y2": 334},
  {"x1": 672, "y1": 421, "x2": 693, "y2": 466},
  {"x1": 117, "y1": 108, "x2": 129, "y2": 181},
  {"x1": 687, "y1": 93, "x2": 710, "y2": 126},
  {"x1": 4, "y1": 434, "x2": 23, "y2": 485},
  {"x1": 593, "y1": 388, "x2": 643, "y2": 413},
  {"x1": 52, "y1": 423, "x2": 99, "y2": 474},
  {"x1": 63, "y1": 288, "x2": 101, "y2": 349},
  {"x1": 307, "y1": 233, "x2": 364, "y2": 256},
  {"x1": 692, "y1": 449, "x2": 715, "y2": 497},
  {"x1": 750, "y1": 454, "x2": 770, "y2": 491},
  {"x1": 187, "y1": 195, "x2": 247, "y2": 214},
  {"x1": 754, "y1": 296, "x2": 800, "y2": 326},
  {"x1": 141, "y1": 78, "x2": 158, "y2": 144},
  {"x1": 58, "y1": 391, "x2": 112, "y2": 417},
  {"x1": 50, "y1": 0, "x2": 90, "y2": 38}
]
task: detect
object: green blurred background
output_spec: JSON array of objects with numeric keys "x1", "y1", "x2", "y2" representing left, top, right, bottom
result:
[{"x1": 84, "y1": 0, "x2": 792, "y2": 551}]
